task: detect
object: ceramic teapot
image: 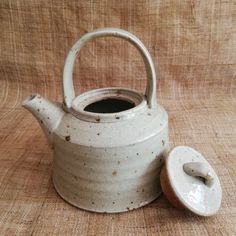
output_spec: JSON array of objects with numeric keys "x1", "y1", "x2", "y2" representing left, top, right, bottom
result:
[
  {"x1": 22, "y1": 28, "x2": 169, "y2": 213},
  {"x1": 23, "y1": 28, "x2": 221, "y2": 216}
]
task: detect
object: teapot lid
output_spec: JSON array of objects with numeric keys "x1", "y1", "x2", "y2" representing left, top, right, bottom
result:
[{"x1": 160, "y1": 146, "x2": 222, "y2": 216}]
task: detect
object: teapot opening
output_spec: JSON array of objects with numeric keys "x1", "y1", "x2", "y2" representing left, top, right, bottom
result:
[
  {"x1": 84, "y1": 98, "x2": 135, "y2": 114},
  {"x1": 71, "y1": 88, "x2": 148, "y2": 122}
]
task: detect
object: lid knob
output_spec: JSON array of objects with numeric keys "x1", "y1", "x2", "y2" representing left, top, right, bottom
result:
[{"x1": 183, "y1": 162, "x2": 214, "y2": 187}]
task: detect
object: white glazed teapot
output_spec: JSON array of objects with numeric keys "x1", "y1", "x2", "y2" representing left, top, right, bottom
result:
[{"x1": 23, "y1": 28, "x2": 221, "y2": 216}]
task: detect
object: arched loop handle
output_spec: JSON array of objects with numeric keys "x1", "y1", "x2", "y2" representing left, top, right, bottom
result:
[
  {"x1": 183, "y1": 162, "x2": 215, "y2": 187},
  {"x1": 63, "y1": 28, "x2": 157, "y2": 110}
]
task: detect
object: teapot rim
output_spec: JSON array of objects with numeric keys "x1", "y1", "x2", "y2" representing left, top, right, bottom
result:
[{"x1": 65, "y1": 87, "x2": 148, "y2": 123}]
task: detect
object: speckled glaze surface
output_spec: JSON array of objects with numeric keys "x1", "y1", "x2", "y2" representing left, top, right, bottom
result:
[{"x1": 22, "y1": 28, "x2": 169, "y2": 213}]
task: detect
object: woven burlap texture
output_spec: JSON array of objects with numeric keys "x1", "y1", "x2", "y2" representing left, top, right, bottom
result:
[{"x1": 0, "y1": 1, "x2": 235, "y2": 235}]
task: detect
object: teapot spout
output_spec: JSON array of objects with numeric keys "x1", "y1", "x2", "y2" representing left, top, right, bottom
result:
[{"x1": 22, "y1": 94, "x2": 65, "y2": 147}]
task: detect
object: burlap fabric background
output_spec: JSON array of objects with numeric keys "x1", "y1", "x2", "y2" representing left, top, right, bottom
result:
[{"x1": 0, "y1": 0, "x2": 235, "y2": 235}]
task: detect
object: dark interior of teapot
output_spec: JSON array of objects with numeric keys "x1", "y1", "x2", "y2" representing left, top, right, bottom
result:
[{"x1": 84, "y1": 98, "x2": 135, "y2": 113}]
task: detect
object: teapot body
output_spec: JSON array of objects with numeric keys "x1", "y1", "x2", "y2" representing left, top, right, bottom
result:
[
  {"x1": 52, "y1": 93, "x2": 169, "y2": 212},
  {"x1": 23, "y1": 28, "x2": 170, "y2": 213}
]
